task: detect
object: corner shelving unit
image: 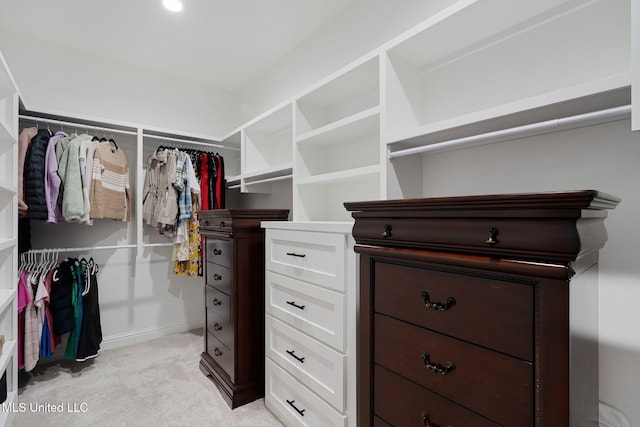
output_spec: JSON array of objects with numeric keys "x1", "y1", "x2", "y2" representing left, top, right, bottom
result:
[
  {"x1": 293, "y1": 55, "x2": 381, "y2": 222},
  {"x1": 383, "y1": 0, "x2": 632, "y2": 199},
  {"x1": 0, "y1": 49, "x2": 20, "y2": 426}
]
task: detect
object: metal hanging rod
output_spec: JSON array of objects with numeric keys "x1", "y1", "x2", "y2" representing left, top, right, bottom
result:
[
  {"x1": 141, "y1": 242, "x2": 174, "y2": 248},
  {"x1": 19, "y1": 115, "x2": 138, "y2": 136},
  {"x1": 245, "y1": 174, "x2": 293, "y2": 186},
  {"x1": 388, "y1": 104, "x2": 632, "y2": 159},
  {"x1": 24, "y1": 244, "x2": 137, "y2": 254},
  {"x1": 143, "y1": 133, "x2": 240, "y2": 151}
]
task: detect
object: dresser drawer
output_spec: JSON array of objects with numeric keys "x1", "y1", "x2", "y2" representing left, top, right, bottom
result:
[
  {"x1": 266, "y1": 316, "x2": 346, "y2": 411},
  {"x1": 374, "y1": 365, "x2": 500, "y2": 427},
  {"x1": 207, "y1": 310, "x2": 233, "y2": 350},
  {"x1": 206, "y1": 285, "x2": 231, "y2": 321},
  {"x1": 206, "y1": 332, "x2": 234, "y2": 382},
  {"x1": 374, "y1": 261, "x2": 533, "y2": 360},
  {"x1": 266, "y1": 229, "x2": 345, "y2": 292},
  {"x1": 199, "y1": 212, "x2": 233, "y2": 232},
  {"x1": 375, "y1": 314, "x2": 533, "y2": 426},
  {"x1": 206, "y1": 262, "x2": 232, "y2": 294},
  {"x1": 266, "y1": 271, "x2": 345, "y2": 351},
  {"x1": 265, "y1": 359, "x2": 346, "y2": 427},
  {"x1": 205, "y1": 238, "x2": 232, "y2": 268}
]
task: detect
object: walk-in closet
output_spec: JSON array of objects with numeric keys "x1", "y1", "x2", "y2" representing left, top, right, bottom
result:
[{"x1": 1, "y1": 0, "x2": 639, "y2": 426}]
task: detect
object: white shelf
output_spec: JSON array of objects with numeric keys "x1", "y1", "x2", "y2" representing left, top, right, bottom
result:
[
  {"x1": 384, "y1": 0, "x2": 630, "y2": 141},
  {"x1": 0, "y1": 290, "x2": 16, "y2": 317},
  {"x1": 0, "y1": 116, "x2": 15, "y2": 144},
  {"x1": 243, "y1": 163, "x2": 293, "y2": 182},
  {"x1": 0, "y1": 391, "x2": 16, "y2": 426},
  {"x1": 0, "y1": 239, "x2": 16, "y2": 253},
  {"x1": 296, "y1": 106, "x2": 379, "y2": 144},
  {"x1": 296, "y1": 164, "x2": 380, "y2": 186},
  {"x1": 244, "y1": 104, "x2": 293, "y2": 178},
  {"x1": 0, "y1": 179, "x2": 16, "y2": 194},
  {"x1": 0, "y1": 340, "x2": 16, "y2": 375}
]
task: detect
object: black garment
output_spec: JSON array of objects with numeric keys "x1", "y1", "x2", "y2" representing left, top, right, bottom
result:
[
  {"x1": 76, "y1": 259, "x2": 102, "y2": 361},
  {"x1": 24, "y1": 128, "x2": 51, "y2": 220},
  {"x1": 18, "y1": 218, "x2": 31, "y2": 254},
  {"x1": 49, "y1": 259, "x2": 76, "y2": 335}
]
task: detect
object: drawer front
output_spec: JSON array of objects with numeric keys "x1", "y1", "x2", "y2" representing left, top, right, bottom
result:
[
  {"x1": 206, "y1": 309, "x2": 233, "y2": 350},
  {"x1": 375, "y1": 314, "x2": 533, "y2": 426},
  {"x1": 206, "y1": 332, "x2": 234, "y2": 382},
  {"x1": 206, "y1": 262, "x2": 232, "y2": 294},
  {"x1": 265, "y1": 358, "x2": 346, "y2": 427},
  {"x1": 266, "y1": 271, "x2": 345, "y2": 351},
  {"x1": 205, "y1": 238, "x2": 232, "y2": 268},
  {"x1": 374, "y1": 261, "x2": 533, "y2": 360},
  {"x1": 199, "y1": 214, "x2": 233, "y2": 232},
  {"x1": 374, "y1": 365, "x2": 500, "y2": 427},
  {"x1": 266, "y1": 229, "x2": 345, "y2": 291},
  {"x1": 266, "y1": 316, "x2": 346, "y2": 411},
  {"x1": 206, "y1": 285, "x2": 232, "y2": 321}
]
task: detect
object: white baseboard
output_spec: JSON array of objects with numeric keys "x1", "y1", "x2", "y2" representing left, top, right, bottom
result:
[{"x1": 100, "y1": 321, "x2": 205, "y2": 351}]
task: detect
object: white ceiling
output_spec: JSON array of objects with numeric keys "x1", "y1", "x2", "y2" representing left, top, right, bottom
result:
[{"x1": 0, "y1": 0, "x2": 355, "y2": 93}]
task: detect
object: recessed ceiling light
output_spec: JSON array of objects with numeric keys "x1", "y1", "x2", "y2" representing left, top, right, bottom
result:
[{"x1": 163, "y1": 0, "x2": 183, "y2": 12}]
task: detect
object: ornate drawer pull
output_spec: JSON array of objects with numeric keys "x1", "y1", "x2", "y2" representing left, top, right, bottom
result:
[
  {"x1": 213, "y1": 248, "x2": 222, "y2": 255},
  {"x1": 286, "y1": 252, "x2": 306, "y2": 258},
  {"x1": 286, "y1": 300, "x2": 305, "y2": 310},
  {"x1": 286, "y1": 399, "x2": 305, "y2": 416},
  {"x1": 213, "y1": 323, "x2": 222, "y2": 331},
  {"x1": 382, "y1": 224, "x2": 392, "y2": 238},
  {"x1": 420, "y1": 352, "x2": 455, "y2": 375},
  {"x1": 486, "y1": 227, "x2": 499, "y2": 245},
  {"x1": 213, "y1": 348, "x2": 223, "y2": 357},
  {"x1": 220, "y1": 221, "x2": 226, "y2": 228},
  {"x1": 212, "y1": 298, "x2": 222, "y2": 306},
  {"x1": 286, "y1": 349, "x2": 305, "y2": 363},
  {"x1": 421, "y1": 291, "x2": 455, "y2": 311},
  {"x1": 213, "y1": 273, "x2": 222, "y2": 281}
]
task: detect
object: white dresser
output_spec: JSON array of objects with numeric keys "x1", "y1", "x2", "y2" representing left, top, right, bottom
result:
[{"x1": 262, "y1": 222, "x2": 356, "y2": 427}]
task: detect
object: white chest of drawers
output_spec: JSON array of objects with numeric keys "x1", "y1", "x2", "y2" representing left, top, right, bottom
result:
[{"x1": 262, "y1": 222, "x2": 357, "y2": 427}]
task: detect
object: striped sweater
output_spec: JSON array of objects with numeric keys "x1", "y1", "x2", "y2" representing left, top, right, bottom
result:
[{"x1": 89, "y1": 142, "x2": 131, "y2": 221}]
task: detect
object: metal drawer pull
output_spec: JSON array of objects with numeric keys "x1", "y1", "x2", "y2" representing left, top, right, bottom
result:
[
  {"x1": 213, "y1": 248, "x2": 222, "y2": 255},
  {"x1": 421, "y1": 291, "x2": 455, "y2": 311},
  {"x1": 213, "y1": 348, "x2": 223, "y2": 357},
  {"x1": 486, "y1": 226, "x2": 499, "y2": 245},
  {"x1": 420, "y1": 352, "x2": 455, "y2": 375},
  {"x1": 286, "y1": 252, "x2": 306, "y2": 258},
  {"x1": 286, "y1": 349, "x2": 305, "y2": 363},
  {"x1": 219, "y1": 221, "x2": 226, "y2": 228},
  {"x1": 213, "y1": 323, "x2": 222, "y2": 331},
  {"x1": 286, "y1": 300, "x2": 305, "y2": 310},
  {"x1": 213, "y1": 273, "x2": 222, "y2": 281},
  {"x1": 421, "y1": 411, "x2": 452, "y2": 427},
  {"x1": 382, "y1": 224, "x2": 392, "y2": 238},
  {"x1": 286, "y1": 399, "x2": 305, "y2": 416},
  {"x1": 212, "y1": 298, "x2": 222, "y2": 306}
]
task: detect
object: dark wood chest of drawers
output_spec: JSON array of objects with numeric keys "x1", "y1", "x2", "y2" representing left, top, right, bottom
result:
[
  {"x1": 199, "y1": 208, "x2": 289, "y2": 408},
  {"x1": 345, "y1": 190, "x2": 619, "y2": 426}
]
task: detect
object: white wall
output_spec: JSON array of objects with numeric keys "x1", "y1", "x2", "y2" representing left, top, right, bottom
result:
[
  {"x1": 0, "y1": 29, "x2": 239, "y2": 137},
  {"x1": 236, "y1": 0, "x2": 458, "y2": 123},
  {"x1": 419, "y1": 118, "x2": 640, "y2": 426}
]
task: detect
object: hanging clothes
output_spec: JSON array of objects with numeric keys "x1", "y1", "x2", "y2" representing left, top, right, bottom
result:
[
  {"x1": 45, "y1": 131, "x2": 67, "y2": 224},
  {"x1": 24, "y1": 128, "x2": 52, "y2": 220},
  {"x1": 76, "y1": 258, "x2": 102, "y2": 361},
  {"x1": 17, "y1": 270, "x2": 30, "y2": 370},
  {"x1": 89, "y1": 141, "x2": 131, "y2": 221},
  {"x1": 59, "y1": 134, "x2": 92, "y2": 222},
  {"x1": 199, "y1": 152, "x2": 210, "y2": 211},
  {"x1": 214, "y1": 154, "x2": 225, "y2": 209},
  {"x1": 18, "y1": 127, "x2": 37, "y2": 217}
]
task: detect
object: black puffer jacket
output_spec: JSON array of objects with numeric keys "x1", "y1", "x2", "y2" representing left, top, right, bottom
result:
[{"x1": 24, "y1": 128, "x2": 51, "y2": 220}]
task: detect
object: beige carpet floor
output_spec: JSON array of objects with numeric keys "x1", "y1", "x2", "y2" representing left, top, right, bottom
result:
[{"x1": 14, "y1": 329, "x2": 283, "y2": 427}]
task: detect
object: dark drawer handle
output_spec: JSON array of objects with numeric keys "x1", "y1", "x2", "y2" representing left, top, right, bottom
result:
[
  {"x1": 204, "y1": 220, "x2": 210, "y2": 227},
  {"x1": 486, "y1": 226, "x2": 499, "y2": 245},
  {"x1": 421, "y1": 411, "x2": 451, "y2": 427},
  {"x1": 382, "y1": 224, "x2": 392, "y2": 238},
  {"x1": 220, "y1": 221, "x2": 225, "y2": 227},
  {"x1": 420, "y1": 352, "x2": 455, "y2": 375},
  {"x1": 213, "y1": 323, "x2": 222, "y2": 331},
  {"x1": 213, "y1": 298, "x2": 222, "y2": 306},
  {"x1": 213, "y1": 248, "x2": 222, "y2": 255},
  {"x1": 214, "y1": 348, "x2": 223, "y2": 357},
  {"x1": 213, "y1": 273, "x2": 222, "y2": 281},
  {"x1": 286, "y1": 349, "x2": 305, "y2": 363},
  {"x1": 421, "y1": 291, "x2": 455, "y2": 311},
  {"x1": 286, "y1": 252, "x2": 306, "y2": 258},
  {"x1": 286, "y1": 300, "x2": 305, "y2": 310},
  {"x1": 286, "y1": 399, "x2": 305, "y2": 417}
]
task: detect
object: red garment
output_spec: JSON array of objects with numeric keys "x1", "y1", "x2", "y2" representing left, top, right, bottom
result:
[
  {"x1": 214, "y1": 155, "x2": 225, "y2": 209},
  {"x1": 199, "y1": 153, "x2": 209, "y2": 211}
]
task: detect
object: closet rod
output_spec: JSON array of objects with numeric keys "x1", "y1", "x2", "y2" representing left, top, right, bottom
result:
[
  {"x1": 141, "y1": 243, "x2": 173, "y2": 248},
  {"x1": 143, "y1": 133, "x2": 240, "y2": 151},
  {"x1": 24, "y1": 244, "x2": 137, "y2": 254},
  {"x1": 18, "y1": 115, "x2": 138, "y2": 136},
  {"x1": 245, "y1": 174, "x2": 293, "y2": 186},
  {"x1": 388, "y1": 104, "x2": 632, "y2": 159}
]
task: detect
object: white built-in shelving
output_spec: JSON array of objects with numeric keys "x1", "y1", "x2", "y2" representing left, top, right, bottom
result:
[{"x1": 0, "y1": 49, "x2": 19, "y2": 426}]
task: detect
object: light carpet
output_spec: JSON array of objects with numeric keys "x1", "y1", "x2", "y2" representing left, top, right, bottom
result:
[{"x1": 13, "y1": 329, "x2": 284, "y2": 427}]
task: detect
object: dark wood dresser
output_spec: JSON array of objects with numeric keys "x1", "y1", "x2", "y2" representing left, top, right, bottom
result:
[
  {"x1": 344, "y1": 191, "x2": 619, "y2": 426},
  {"x1": 199, "y1": 208, "x2": 289, "y2": 408}
]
